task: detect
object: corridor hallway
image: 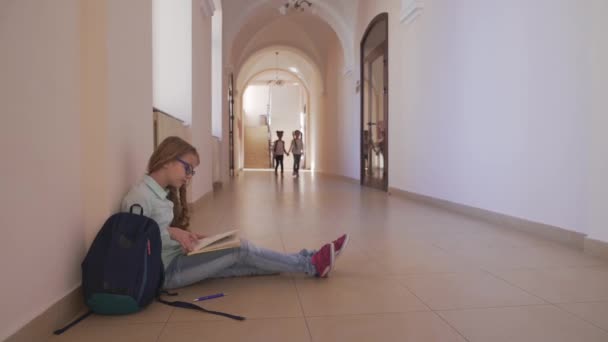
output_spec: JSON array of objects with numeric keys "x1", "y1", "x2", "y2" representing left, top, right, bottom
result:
[{"x1": 49, "y1": 173, "x2": 608, "y2": 342}]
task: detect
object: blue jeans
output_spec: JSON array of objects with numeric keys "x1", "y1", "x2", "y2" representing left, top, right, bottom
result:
[
  {"x1": 163, "y1": 239, "x2": 317, "y2": 289},
  {"x1": 293, "y1": 154, "x2": 302, "y2": 174}
]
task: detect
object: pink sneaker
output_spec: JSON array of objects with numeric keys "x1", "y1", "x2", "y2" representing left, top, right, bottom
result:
[
  {"x1": 333, "y1": 234, "x2": 349, "y2": 258},
  {"x1": 311, "y1": 243, "x2": 335, "y2": 278}
]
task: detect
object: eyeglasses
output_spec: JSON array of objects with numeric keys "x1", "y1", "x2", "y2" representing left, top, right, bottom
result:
[{"x1": 176, "y1": 158, "x2": 196, "y2": 176}]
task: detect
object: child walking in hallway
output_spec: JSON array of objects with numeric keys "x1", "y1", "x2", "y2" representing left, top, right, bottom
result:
[
  {"x1": 272, "y1": 130, "x2": 288, "y2": 175},
  {"x1": 288, "y1": 130, "x2": 304, "y2": 177},
  {"x1": 122, "y1": 136, "x2": 349, "y2": 289}
]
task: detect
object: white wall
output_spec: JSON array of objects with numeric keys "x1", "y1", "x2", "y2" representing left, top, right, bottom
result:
[
  {"x1": 319, "y1": 43, "x2": 342, "y2": 175},
  {"x1": 153, "y1": 0, "x2": 192, "y2": 124},
  {"x1": 0, "y1": 1, "x2": 155, "y2": 339},
  {"x1": 80, "y1": 0, "x2": 154, "y2": 246},
  {"x1": 270, "y1": 85, "x2": 302, "y2": 138},
  {"x1": 0, "y1": 2, "x2": 83, "y2": 339},
  {"x1": 191, "y1": 1, "x2": 214, "y2": 200},
  {"x1": 212, "y1": 7, "x2": 223, "y2": 138},
  {"x1": 587, "y1": 0, "x2": 608, "y2": 242},
  {"x1": 243, "y1": 85, "x2": 270, "y2": 126},
  {"x1": 319, "y1": 36, "x2": 358, "y2": 178},
  {"x1": 105, "y1": 0, "x2": 154, "y2": 213},
  {"x1": 349, "y1": 0, "x2": 590, "y2": 235}
]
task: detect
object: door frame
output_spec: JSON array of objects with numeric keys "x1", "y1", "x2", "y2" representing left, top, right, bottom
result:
[{"x1": 360, "y1": 12, "x2": 389, "y2": 191}]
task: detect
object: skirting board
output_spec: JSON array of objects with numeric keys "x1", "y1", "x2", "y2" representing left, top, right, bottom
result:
[
  {"x1": 584, "y1": 238, "x2": 608, "y2": 261},
  {"x1": 6, "y1": 286, "x2": 86, "y2": 342},
  {"x1": 389, "y1": 187, "x2": 608, "y2": 261},
  {"x1": 388, "y1": 187, "x2": 589, "y2": 251}
]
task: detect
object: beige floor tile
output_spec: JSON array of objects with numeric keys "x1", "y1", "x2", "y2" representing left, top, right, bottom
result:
[
  {"x1": 423, "y1": 232, "x2": 507, "y2": 251},
  {"x1": 167, "y1": 276, "x2": 303, "y2": 322},
  {"x1": 295, "y1": 276, "x2": 429, "y2": 316},
  {"x1": 48, "y1": 323, "x2": 164, "y2": 342},
  {"x1": 496, "y1": 230, "x2": 563, "y2": 248},
  {"x1": 158, "y1": 318, "x2": 311, "y2": 342},
  {"x1": 307, "y1": 312, "x2": 465, "y2": 342},
  {"x1": 491, "y1": 266, "x2": 608, "y2": 303},
  {"x1": 307, "y1": 312, "x2": 466, "y2": 342},
  {"x1": 369, "y1": 245, "x2": 480, "y2": 275},
  {"x1": 453, "y1": 244, "x2": 605, "y2": 270},
  {"x1": 558, "y1": 301, "x2": 608, "y2": 332},
  {"x1": 280, "y1": 231, "x2": 349, "y2": 252},
  {"x1": 356, "y1": 234, "x2": 437, "y2": 252},
  {"x1": 399, "y1": 272, "x2": 545, "y2": 310},
  {"x1": 241, "y1": 233, "x2": 286, "y2": 252},
  {"x1": 439, "y1": 305, "x2": 608, "y2": 342},
  {"x1": 44, "y1": 173, "x2": 608, "y2": 340},
  {"x1": 425, "y1": 230, "x2": 556, "y2": 252}
]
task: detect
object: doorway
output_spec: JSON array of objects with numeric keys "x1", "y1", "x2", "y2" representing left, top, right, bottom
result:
[
  {"x1": 361, "y1": 13, "x2": 389, "y2": 190},
  {"x1": 241, "y1": 69, "x2": 308, "y2": 171}
]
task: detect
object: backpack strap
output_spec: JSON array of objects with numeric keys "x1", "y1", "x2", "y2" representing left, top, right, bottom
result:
[
  {"x1": 159, "y1": 289, "x2": 177, "y2": 296},
  {"x1": 53, "y1": 310, "x2": 93, "y2": 335},
  {"x1": 130, "y1": 204, "x2": 144, "y2": 215},
  {"x1": 157, "y1": 296, "x2": 245, "y2": 321}
]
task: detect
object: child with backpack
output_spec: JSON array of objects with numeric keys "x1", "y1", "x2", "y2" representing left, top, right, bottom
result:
[{"x1": 122, "y1": 136, "x2": 348, "y2": 290}]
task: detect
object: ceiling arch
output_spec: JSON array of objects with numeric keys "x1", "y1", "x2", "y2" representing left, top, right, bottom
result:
[
  {"x1": 236, "y1": 45, "x2": 323, "y2": 95},
  {"x1": 223, "y1": 0, "x2": 355, "y2": 74}
]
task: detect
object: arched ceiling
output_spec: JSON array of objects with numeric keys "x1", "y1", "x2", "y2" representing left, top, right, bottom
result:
[
  {"x1": 236, "y1": 46, "x2": 322, "y2": 94},
  {"x1": 248, "y1": 70, "x2": 300, "y2": 85},
  {"x1": 222, "y1": 0, "x2": 357, "y2": 75}
]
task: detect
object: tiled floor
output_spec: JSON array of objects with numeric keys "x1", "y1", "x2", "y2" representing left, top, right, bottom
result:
[{"x1": 49, "y1": 172, "x2": 608, "y2": 341}]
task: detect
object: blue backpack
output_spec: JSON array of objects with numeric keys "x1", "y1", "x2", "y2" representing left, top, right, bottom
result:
[
  {"x1": 82, "y1": 204, "x2": 163, "y2": 314},
  {"x1": 54, "y1": 204, "x2": 244, "y2": 335}
]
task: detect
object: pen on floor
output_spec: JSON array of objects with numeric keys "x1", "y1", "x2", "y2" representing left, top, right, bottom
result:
[{"x1": 193, "y1": 293, "x2": 225, "y2": 302}]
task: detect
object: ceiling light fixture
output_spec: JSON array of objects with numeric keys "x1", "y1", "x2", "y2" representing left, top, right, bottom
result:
[
  {"x1": 279, "y1": 0, "x2": 312, "y2": 15},
  {"x1": 267, "y1": 52, "x2": 285, "y2": 87}
]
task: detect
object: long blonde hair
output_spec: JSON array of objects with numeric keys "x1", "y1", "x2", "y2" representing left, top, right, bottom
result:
[{"x1": 148, "y1": 136, "x2": 199, "y2": 230}]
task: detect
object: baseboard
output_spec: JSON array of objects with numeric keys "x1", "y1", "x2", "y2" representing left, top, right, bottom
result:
[
  {"x1": 388, "y1": 187, "x2": 587, "y2": 250},
  {"x1": 584, "y1": 238, "x2": 608, "y2": 260},
  {"x1": 212, "y1": 181, "x2": 223, "y2": 191},
  {"x1": 6, "y1": 286, "x2": 85, "y2": 342}
]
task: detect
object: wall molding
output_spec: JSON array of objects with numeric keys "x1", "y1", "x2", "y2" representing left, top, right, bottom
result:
[
  {"x1": 584, "y1": 238, "x2": 608, "y2": 261},
  {"x1": 200, "y1": 0, "x2": 216, "y2": 17},
  {"x1": 388, "y1": 187, "x2": 591, "y2": 250},
  {"x1": 389, "y1": 187, "x2": 608, "y2": 262},
  {"x1": 6, "y1": 286, "x2": 85, "y2": 342},
  {"x1": 400, "y1": 0, "x2": 424, "y2": 25}
]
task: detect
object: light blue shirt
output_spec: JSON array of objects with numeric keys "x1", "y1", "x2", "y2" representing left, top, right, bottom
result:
[{"x1": 121, "y1": 175, "x2": 182, "y2": 269}]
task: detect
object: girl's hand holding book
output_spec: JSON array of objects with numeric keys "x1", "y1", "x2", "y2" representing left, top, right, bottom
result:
[{"x1": 169, "y1": 227, "x2": 199, "y2": 253}]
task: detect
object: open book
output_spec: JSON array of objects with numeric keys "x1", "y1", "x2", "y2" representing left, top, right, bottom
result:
[{"x1": 187, "y1": 229, "x2": 240, "y2": 256}]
